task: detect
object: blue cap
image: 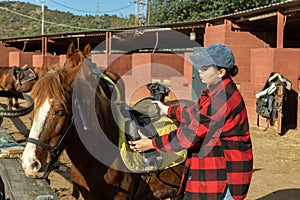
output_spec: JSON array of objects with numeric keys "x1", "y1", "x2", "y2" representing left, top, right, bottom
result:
[{"x1": 189, "y1": 44, "x2": 235, "y2": 69}]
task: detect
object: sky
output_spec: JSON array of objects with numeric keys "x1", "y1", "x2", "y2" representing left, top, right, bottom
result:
[{"x1": 16, "y1": 0, "x2": 140, "y2": 17}]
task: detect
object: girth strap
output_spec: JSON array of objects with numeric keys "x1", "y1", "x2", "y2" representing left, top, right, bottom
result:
[{"x1": 134, "y1": 173, "x2": 153, "y2": 200}]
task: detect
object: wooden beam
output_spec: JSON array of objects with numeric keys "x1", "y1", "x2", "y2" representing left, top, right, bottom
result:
[
  {"x1": 106, "y1": 32, "x2": 111, "y2": 55},
  {"x1": 277, "y1": 85, "x2": 283, "y2": 134},
  {"x1": 277, "y1": 11, "x2": 285, "y2": 48},
  {"x1": 0, "y1": 127, "x2": 59, "y2": 200}
]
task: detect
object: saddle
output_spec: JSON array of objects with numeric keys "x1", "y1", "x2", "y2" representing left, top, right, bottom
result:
[
  {"x1": 115, "y1": 98, "x2": 186, "y2": 173},
  {"x1": 119, "y1": 97, "x2": 160, "y2": 141},
  {"x1": 12, "y1": 65, "x2": 36, "y2": 84},
  {"x1": 91, "y1": 65, "x2": 186, "y2": 172}
]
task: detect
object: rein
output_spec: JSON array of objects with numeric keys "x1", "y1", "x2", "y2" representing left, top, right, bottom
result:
[{"x1": 26, "y1": 118, "x2": 74, "y2": 170}]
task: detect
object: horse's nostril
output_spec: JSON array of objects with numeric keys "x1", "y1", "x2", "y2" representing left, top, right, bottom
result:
[{"x1": 30, "y1": 159, "x2": 42, "y2": 172}]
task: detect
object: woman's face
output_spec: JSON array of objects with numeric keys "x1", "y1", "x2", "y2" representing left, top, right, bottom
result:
[{"x1": 198, "y1": 65, "x2": 221, "y2": 86}]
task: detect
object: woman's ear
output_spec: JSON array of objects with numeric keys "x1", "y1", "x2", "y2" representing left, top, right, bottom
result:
[{"x1": 218, "y1": 68, "x2": 227, "y2": 78}]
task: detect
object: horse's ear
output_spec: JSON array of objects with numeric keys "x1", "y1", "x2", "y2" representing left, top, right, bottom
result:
[
  {"x1": 83, "y1": 44, "x2": 91, "y2": 57},
  {"x1": 66, "y1": 42, "x2": 76, "y2": 58}
]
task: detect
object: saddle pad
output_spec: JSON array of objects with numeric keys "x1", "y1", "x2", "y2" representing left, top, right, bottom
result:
[
  {"x1": 118, "y1": 113, "x2": 187, "y2": 173},
  {"x1": 96, "y1": 76, "x2": 186, "y2": 172},
  {"x1": 21, "y1": 69, "x2": 36, "y2": 83},
  {"x1": 13, "y1": 68, "x2": 36, "y2": 84}
]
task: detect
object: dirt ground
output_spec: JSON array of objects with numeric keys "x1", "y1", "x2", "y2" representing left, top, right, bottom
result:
[{"x1": 1, "y1": 98, "x2": 300, "y2": 200}]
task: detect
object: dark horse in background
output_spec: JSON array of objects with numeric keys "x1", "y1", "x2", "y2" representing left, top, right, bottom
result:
[
  {"x1": 0, "y1": 42, "x2": 92, "y2": 111},
  {"x1": 0, "y1": 64, "x2": 38, "y2": 110},
  {"x1": 20, "y1": 44, "x2": 195, "y2": 199}
]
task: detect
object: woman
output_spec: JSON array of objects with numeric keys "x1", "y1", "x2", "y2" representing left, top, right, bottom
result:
[{"x1": 129, "y1": 43, "x2": 253, "y2": 200}]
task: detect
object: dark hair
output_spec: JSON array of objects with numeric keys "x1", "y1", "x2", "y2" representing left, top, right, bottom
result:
[
  {"x1": 229, "y1": 65, "x2": 239, "y2": 77},
  {"x1": 217, "y1": 65, "x2": 239, "y2": 77}
]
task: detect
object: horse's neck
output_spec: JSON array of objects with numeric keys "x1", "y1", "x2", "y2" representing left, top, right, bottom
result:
[
  {"x1": 0, "y1": 67, "x2": 11, "y2": 76},
  {"x1": 0, "y1": 67, "x2": 14, "y2": 88},
  {"x1": 65, "y1": 127, "x2": 126, "y2": 172},
  {"x1": 65, "y1": 131, "x2": 93, "y2": 162}
]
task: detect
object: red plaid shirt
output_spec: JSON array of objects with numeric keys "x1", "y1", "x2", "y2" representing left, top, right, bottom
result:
[{"x1": 152, "y1": 76, "x2": 253, "y2": 200}]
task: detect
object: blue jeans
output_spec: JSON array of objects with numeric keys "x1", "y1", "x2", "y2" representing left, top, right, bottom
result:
[
  {"x1": 182, "y1": 186, "x2": 234, "y2": 200},
  {"x1": 220, "y1": 186, "x2": 234, "y2": 200}
]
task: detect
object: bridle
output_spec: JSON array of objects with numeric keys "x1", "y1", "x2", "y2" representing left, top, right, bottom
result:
[{"x1": 26, "y1": 117, "x2": 75, "y2": 172}]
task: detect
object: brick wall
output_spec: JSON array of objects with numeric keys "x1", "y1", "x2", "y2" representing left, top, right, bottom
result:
[
  {"x1": 0, "y1": 44, "x2": 19, "y2": 67},
  {"x1": 1, "y1": 20, "x2": 300, "y2": 131},
  {"x1": 202, "y1": 20, "x2": 300, "y2": 131},
  {"x1": 204, "y1": 20, "x2": 268, "y2": 83},
  {"x1": 9, "y1": 52, "x2": 40, "y2": 67},
  {"x1": 94, "y1": 53, "x2": 192, "y2": 105},
  {"x1": 32, "y1": 54, "x2": 60, "y2": 67}
]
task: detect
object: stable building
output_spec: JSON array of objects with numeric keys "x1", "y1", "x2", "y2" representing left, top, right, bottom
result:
[{"x1": 1, "y1": 0, "x2": 300, "y2": 134}]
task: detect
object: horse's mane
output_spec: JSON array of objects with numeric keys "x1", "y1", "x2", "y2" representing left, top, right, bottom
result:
[{"x1": 31, "y1": 70, "x2": 69, "y2": 116}]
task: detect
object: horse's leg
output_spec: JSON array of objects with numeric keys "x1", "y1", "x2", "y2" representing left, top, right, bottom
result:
[
  {"x1": 148, "y1": 164, "x2": 183, "y2": 199},
  {"x1": 14, "y1": 97, "x2": 19, "y2": 109},
  {"x1": 70, "y1": 165, "x2": 88, "y2": 199},
  {"x1": 71, "y1": 183, "x2": 80, "y2": 200},
  {"x1": 7, "y1": 97, "x2": 13, "y2": 110}
]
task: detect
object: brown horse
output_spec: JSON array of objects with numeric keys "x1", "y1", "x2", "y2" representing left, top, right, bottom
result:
[
  {"x1": 0, "y1": 42, "x2": 91, "y2": 111},
  {"x1": 0, "y1": 65, "x2": 38, "y2": 110},
  {"x1": 21, "y1": 52, "x2": 189, "y2": 199}
]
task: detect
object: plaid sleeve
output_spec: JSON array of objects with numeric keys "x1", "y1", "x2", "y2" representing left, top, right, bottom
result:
[
  {"x1": 168, "y1": 100, "x2": 201, "y2": 124},
  {"x1": 154, "y1": 85, "x2": 231, "y2": 153},
  {"x1": 154, "y1": 93, "x2": 213, "y2": 152}
]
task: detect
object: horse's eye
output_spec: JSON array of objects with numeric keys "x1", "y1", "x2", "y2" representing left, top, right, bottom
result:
[{"x1": 53, "y1": 110, "x2": 64, "y2": 116}]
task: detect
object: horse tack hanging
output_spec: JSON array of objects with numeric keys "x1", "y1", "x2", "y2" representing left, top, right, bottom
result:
[{"x1": 255, "y1": 72, "x2": 291, "y2": 134}]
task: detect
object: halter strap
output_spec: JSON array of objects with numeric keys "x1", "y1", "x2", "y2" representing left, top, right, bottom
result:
[
  {"x1": 26, "y1": 118, "x2": 74, "y2": 159},
  {"x1": 27, "y1": 137, "x2": 54, "y2": 152}
]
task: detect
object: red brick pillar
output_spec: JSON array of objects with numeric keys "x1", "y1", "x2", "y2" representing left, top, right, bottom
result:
[{"x1": 277, "y1": 12, "x2": 285, "y2": 48}]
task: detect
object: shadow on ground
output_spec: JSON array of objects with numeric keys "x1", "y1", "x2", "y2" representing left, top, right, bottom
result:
[
  {"x1": 257, "y1": 189, "x2": 300, "y2": 200},
  {"x1": 10, "y1": 117, "x2": 30, "y2": 136}
]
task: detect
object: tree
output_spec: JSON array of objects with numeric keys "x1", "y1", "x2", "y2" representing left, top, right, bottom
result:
[
  {"x1": 149, "y1": 0, "x2": 287, "y2": 24},
  {"x1": 0, "y1": 2, "x2": 136, "y2": 38}
]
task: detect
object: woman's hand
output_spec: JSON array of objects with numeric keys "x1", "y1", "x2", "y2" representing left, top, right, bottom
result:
[
  {"x1": 152, "y1": 100, "x2": 169, "y2": 115},
  {"x1": 128, "y1": 130, "x2": 154, "y2": 152}
]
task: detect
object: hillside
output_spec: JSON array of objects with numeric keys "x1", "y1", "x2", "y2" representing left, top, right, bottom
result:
[{"x1": 0, "y1": 1, "x2": 136, "y2": 38}]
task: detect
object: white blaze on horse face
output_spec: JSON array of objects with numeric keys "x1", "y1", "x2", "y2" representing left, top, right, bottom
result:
[{"x1": 22, "y1": 98, "x2": 51, "y2": 172}]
